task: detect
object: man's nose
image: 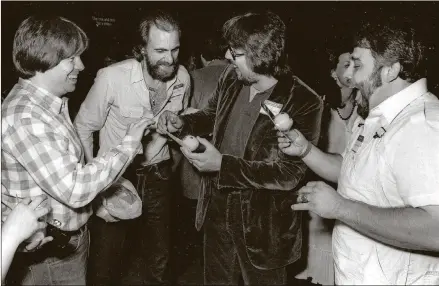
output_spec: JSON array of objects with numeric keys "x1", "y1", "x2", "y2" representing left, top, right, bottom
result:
[
  {"x1": 163, "y1": 52, "x2": 174, "y2": 65},
  {"x1": 75, "y1": 57, "x2": 85, "y2": 71},
  {"x1": 225, "y1": 49, "x2": 233, "y2": 61},
  {"x1": 343, "y1": 64, "x2": 354, "y2": 84}
]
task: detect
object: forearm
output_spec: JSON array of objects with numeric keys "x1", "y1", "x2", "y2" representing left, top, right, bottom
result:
[
  {"x1": 75, "y1": 130, "x2": 94, "y2": 163},
  {"x1": 337, "y1": 199, "x2": 439, "y2": 252},
  {"x1": 65, "y1": 136, "x2": 141, "y2": 207},
  {"x1": 9, "y1": 133, "x2": 140, "y2": 209},
  {"x1": 218, "y1": 154, "x2": 307, "y2": 191},
  {"x1": 1, "y1": 232, "x2": 19, "y2": 282},
  {"x1": 302, "y1": 146, "x2": 342, "y2": 183},
  {"x1": 73, "y1": 69, "x2": 112, "y2": 162}
]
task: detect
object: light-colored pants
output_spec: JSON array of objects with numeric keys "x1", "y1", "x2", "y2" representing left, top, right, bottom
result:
[{"x1": 9, "y1": 227, "x2": 89, "y2": 285}]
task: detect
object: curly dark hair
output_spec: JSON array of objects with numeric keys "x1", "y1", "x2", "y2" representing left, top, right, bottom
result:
[{"x1": 354, "y1": 23, "x2": 426, "y2": 83}]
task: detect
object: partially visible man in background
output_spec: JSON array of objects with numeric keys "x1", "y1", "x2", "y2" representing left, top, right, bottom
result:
[
  {"x1": 180, "y1": 34, "x2": 228, "y2": 200},
  {"x1": 173, "y1": 33, "x2": 229, "y2": 278}
]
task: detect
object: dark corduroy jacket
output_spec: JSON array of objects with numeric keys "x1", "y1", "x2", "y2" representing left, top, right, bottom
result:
[{"x1": 180, "y1": 64, "x2": 323, "y2": 270}]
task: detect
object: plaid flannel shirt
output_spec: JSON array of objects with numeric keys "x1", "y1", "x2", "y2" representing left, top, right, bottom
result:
[{"x1": 1, "y1": 79, "x2": 141, "y2": 231}]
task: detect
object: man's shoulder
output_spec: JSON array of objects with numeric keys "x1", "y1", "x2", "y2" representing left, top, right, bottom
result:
[
  {"x1": 384, "y1": 92, "x2": 439, "y2": 142},
  {"x1": 2, "y1": 85, "x2": 41, "y2": 133},
  {"x1": 405, "y1": 92, "x2": 439, "y2": 125},
  {"x1": 2, "y1": 84, "x2": 32, "y2": 115},
  {"x1": 287, "y1": 75, "x2": 323, "y2": 105},
  {"x1": 292, "y1": 75, "x2": 320, "y2": 97},
  {"x1": 176, "y1": 65, "x2": 190, "y2": 84},
  {"x1": 98, "y1": 58, "x2": 139, "y2": 78},
  {"x1": 191, "y1": 63, "x2": 228, "y2": 81},
  {"x1": 424, "y1": 93, "x2": 439, "y2": 122}
]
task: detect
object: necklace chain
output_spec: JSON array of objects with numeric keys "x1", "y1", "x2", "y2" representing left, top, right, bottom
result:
[{"x1": 336, "y1": 101, "x2": 356, "y2": 121}]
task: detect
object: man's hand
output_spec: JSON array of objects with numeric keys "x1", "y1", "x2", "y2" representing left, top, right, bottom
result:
[
  {"x1": 180, "y1": 137, "x2": 222, "y2": 172},
  {"x1": 277, "y1": 129, "x2": 309, "y2": 157},
  {"x1": 291, "y1": 181, "x2": 346, "y2": 219},
  {"x1": 157, "y1": 110, "x2": 184, "y2": 135},
  {"x1": 21, "y1": 231, "x2": 53, "y2": 252},
  {"x1": 126, "y1": 118, "x2": 155, "y2": 142},
  {"x1": 2, "y1": 195, "x2": 53, "y2": 251}
]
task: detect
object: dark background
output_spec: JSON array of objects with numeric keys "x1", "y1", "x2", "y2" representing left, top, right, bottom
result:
[
  {"x1": 1, "y1": 2, "x2": 438, "y2": 283},
  {"x1": 2, "y1": 1, "x2": 438, "y2": 115}
]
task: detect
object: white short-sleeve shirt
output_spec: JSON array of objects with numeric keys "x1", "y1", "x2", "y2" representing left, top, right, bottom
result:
[{"x1": 334, "y1": 78, "x2": 439, "y2": 285}]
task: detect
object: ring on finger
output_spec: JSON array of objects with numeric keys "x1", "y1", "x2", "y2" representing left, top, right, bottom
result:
[{"x1": 300, "y1": 194, "x2": 309, "y2": 203}]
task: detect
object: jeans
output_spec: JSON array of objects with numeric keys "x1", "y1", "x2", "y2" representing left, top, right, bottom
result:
[
  {"x1": 123, "y1": 160, "x2": 172, "y2": 285},
  {"x1": 87, "y1": 216, "x2": 131, "y2": 285},
  {"x1": 6, "y1": 226, "x2": 89, "y2": 285},
  {"x1": 204, "y1": 191, "x2": 287, "y2": 285}
]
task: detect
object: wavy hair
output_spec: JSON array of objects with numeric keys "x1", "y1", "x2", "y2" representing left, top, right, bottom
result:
[
  {"x1": 222, "y1": 11, "x2": 290, "y2": 77},
  {"x1": 132, "y1": 10, "x2": 181, "y2": 62},
  {"x1": 354, "y1": 24, "x2": 426, "y2": 82},
  {"x1": 13, "y1": 15, "x2": 88, "y2": 79}
]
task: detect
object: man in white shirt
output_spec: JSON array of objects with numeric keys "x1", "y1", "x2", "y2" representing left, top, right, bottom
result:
[{"x1": 278, "y1": 24, "x2": 439, "y2": 285}]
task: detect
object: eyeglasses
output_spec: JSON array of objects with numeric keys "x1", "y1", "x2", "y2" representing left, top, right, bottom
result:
[{"x1": 228, "y1": 46, "x2": 245, "y2": 61}]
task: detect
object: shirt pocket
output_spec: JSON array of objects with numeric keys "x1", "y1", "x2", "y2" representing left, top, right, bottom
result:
[
  {"x1": 422, "y1": 271, "x2": 439, "y2": 285},
  {"x1": 118, "y1": 106, "x2": 145, "y2": 125},
  {"x1": 166, "y1": 91, "x2": 185, "y2": 113}
]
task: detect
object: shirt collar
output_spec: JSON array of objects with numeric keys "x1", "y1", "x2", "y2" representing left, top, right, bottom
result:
[
  {"x1": 130, "y1": 60, "x2": 179, "y2": 90},
  {"x1": 369, "y1": 78, "x2": 428, "y2": 125},
  {"x1": 19, "y1": 78, "x2": 65, "y2": 114}
]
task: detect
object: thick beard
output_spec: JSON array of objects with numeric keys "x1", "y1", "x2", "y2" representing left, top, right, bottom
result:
[
  {"x1": 240, "y1": 77, "x2": 256, "y2": 86},
  {"x1": 235, "y1": 69, "x2": 256, "y2": 86},
  {"x1": 145, "y1": 56, "x2": 179, "y2": 82},
  {"x1": 357, "y1": 96, "x2": 370, "y2": 119},
  {"x1": 356, "y1": 66, "x2": 383, "y2": 119}
]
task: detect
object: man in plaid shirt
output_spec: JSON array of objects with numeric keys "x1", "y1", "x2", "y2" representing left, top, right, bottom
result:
[{"x1": 1, "y1": 15, "x2": 153, "y2": 285}]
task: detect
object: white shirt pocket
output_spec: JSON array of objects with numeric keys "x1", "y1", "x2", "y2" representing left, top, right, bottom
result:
[{"x1": 119, "y1": 106, "x2": 145, "y2": 125}]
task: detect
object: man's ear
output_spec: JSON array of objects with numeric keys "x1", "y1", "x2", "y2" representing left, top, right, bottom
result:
[{"x1": 383, "y1": 62, "x2": 401, "y2": 83}]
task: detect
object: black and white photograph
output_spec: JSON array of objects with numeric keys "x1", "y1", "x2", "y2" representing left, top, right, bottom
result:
[{"x1": 1, "y1": 1, "x2": 439, "y2": 285}]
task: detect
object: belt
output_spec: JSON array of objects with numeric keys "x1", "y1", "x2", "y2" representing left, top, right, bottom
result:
[
  {"x1": 46, "y1": 224, "x2": 87, "y2": 248},
  {"x1": 47, "y1": 223, "x2": 86, "y2": 236},
  {"x1": 136, "y1": 159, "x2": 170, "y2": 174},
  {"x1": 18, "y1": 224, "x2": 87, "y2": 260}
]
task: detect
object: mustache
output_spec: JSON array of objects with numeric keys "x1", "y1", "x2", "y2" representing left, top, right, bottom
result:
[{"x1": 156, "y1": 61, "x2": 176, "y2": 67}]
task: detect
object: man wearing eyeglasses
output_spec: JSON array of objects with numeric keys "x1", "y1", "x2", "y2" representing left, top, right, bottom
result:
[{"x1": 157, "y1": 11, "x2": 323, "y2": 285}]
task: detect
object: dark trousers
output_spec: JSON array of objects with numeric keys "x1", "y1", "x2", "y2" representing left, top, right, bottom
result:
[
  {"x1": 173, "y1": 195, "x2": 203, "y2": 279},
  {"x1": 204, "y1": 191, "x2": 287, "y2": 285},
  {"x1": 123, "y1": 160, "x2": 172, "y2": 285},
  {"x1": 87, "y1": 216, "x2": 130, "y2": 286}
]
